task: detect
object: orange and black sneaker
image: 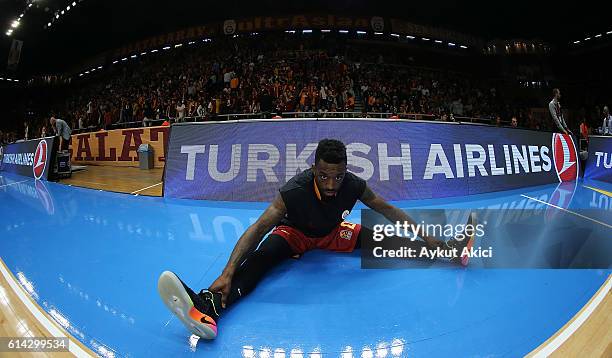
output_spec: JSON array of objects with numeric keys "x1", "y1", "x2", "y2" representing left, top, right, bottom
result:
[{"x1": 157, "y1": 271, "x2": 222, "y2": 339}]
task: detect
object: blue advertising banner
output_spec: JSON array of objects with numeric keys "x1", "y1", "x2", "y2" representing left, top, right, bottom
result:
[
  {"x1": 0, "y1": 137, "x2": 58, "y2": 181},
  {"x1": 584, "y1": 136, "x2": 612, "y2": 183},
  {"x1": 163, "y1": 120, "x2": 579, "y2": 201}
]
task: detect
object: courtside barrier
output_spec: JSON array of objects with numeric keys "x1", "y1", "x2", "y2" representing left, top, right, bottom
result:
[
  {"x1": 584, "y1": 136, "x2": 612, "y2": 183},
  {"x1": 163, "y1": 119, "x2": 579, "y2": 201},
  {"x1": 0, "y1": 137, "x2": 58, "y2": 181}
]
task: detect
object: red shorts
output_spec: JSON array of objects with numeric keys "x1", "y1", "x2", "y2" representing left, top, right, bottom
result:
[{"x1": 271, "y1": 222, "x2": 362, "y2": 254}]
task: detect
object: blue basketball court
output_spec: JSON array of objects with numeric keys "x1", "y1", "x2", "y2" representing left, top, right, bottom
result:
[{"x1": 0, "y1": 172, "x2": 610, "y2": 357}]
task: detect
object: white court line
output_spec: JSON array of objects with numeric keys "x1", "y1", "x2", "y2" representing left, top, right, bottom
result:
[
  {"x1": 0, "y1": 259, "x2": 93, "y2": 358},
  {"x1": 520, "y1": 194, "x2": 612, "y2": 229},
  {"x1": 0, "y1": 179, "x2": 29, "y2": 189},
  {"x1": 522, "y1": 193, "x2": 612, "y2": 355},
  {"x1": 531, "y1": 275, "x2": 611, "y2": 357},
  {"x1": 131, "y1": 182, "x2": 162, "y2": 195}
]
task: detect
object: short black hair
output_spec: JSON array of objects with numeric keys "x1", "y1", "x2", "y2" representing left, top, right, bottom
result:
[{"x1": 315, "y1": 139, "x2": 347, "y2": 164}]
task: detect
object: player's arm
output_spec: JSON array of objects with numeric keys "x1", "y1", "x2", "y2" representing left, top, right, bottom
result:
[
  {"x1": 359, "y1": 184, "x2": 441, "y2": 247},
  {"x1": 220, "y1": 194, "x2": 287, "y2": 278}
]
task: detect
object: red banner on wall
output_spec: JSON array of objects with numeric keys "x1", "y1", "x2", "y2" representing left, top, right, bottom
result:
[{"x1": 70, "y1": 126, "x2": 169, "y2": 168}]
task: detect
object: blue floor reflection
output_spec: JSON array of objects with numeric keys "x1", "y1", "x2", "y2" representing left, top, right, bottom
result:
[{"x1": 0, "y1": 172, "x2": 610, "y2": 357}]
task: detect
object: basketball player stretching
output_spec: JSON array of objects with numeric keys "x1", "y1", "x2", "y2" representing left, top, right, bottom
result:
[{"x1": 158, "y1": 139, "x2": 474, "y2": 339}]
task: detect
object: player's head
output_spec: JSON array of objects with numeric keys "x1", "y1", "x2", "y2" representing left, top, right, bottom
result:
[
  {"x1": 553, "y1": 88, "x2": 561, "y2": 100},
  {"x1": 313, "y1": 139, "x2": 347, "y2": 199}
]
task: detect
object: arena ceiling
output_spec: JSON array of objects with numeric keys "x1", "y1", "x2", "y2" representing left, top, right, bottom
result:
[{"x1": 0, "y1": 0, "x2": 609, "y2": 75}]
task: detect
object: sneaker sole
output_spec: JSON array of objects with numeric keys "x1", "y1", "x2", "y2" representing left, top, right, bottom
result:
[{"x1": 157, "y1": 271, "x2": 218, "y2": 339}]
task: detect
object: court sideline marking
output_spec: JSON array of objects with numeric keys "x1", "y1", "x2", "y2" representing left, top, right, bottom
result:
[
  {"x1": 131, "y1": 182, "x2": 163, "y2": 195},
  {"x1": 0, "y1": 258, "x2": 94, "y2": 357},
  {"x1": 528, "y1": 275, "x2": 611, "y2": 357},
  {"x1": 521, "y1": 191, "x2": 611, "y2": 356},
  {"x1": 520, "y1": 194, "x2": 612, "y2": 229}
]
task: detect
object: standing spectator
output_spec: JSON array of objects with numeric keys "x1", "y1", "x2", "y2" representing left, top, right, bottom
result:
[
  {"x1": 230, "y1": 75, "x2": 239, "y2": 91},
  {"x1": 176, "y1": 101, "x2": 186, "y2": 122},
  {"x1": 104, "y1": 110, "x2": 113, "y2": 130},
  {"x1": 298, "y1": 87, "x2": 308, "y2": 112},
  {"x1": 223, "y1": 70, "x2": 233, "y2": 86},
  {"x1": 548, "y1": 88, "x2": 571, "y2": 135},
  {"x1": 143, "y1": 101, "x2": 155, "y2": 127},
  {"x1": 99, "y1": 102, "x2": 107, "y2": 127},
  {"x1": 196, "y1": 102, "x2": 205, "y2": 118},
  {"x1": 580, "y1": 117, "x2": 589, "y2": 148},
  {"x1": 24, "y1": 121, "x2": 29, "y2": 140},
  {"x1": 87, "y1": 100, "x2": 94, "y2": 124},
  {"x1": 511, "y1": 116, "x2": 518, "y2": 128},
  {"x1": 187, "y1": 83, "x2": 196, "y2": 98},
  {"x1": 50, "y1": 116, "x2": 72, "y2": 151},
  {"x1": 602, "y1": 106, "x2": 612, "y2": 135},
  {"x1": 260, "y1": 90, "x2": 273, "y2": 113},
  {"x1": 320, "y1": 86, "x2": 328, "y2": 110},
  {"x1": 249, "y1": 99, "x2": 261, "y2": 114},
  {"x1": 121, "y1": 102, "x2": 131, "y2": 123},
  {"x1": 451, "y1": 98, "x2": 464, "y2": 116},
  {"x1": 346, "y1": 95, "x2": 355, "y2": 111}
]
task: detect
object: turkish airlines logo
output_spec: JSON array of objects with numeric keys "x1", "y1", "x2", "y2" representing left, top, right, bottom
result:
[
  {"x1": 552, "y1": 134, "x2": 578, "y2": 182},
  {"x1": 33, "y1": 140, "x2": 48, "y2": 180}
]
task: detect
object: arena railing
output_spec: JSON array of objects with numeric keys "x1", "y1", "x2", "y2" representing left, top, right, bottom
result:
[{"x1": 69, "y1": 112, "x2": 498, "y2": 134}]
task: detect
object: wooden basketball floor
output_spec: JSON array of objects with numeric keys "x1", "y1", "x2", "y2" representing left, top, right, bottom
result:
[{"x1": 58, "y1": 165, "x2": 164, "y2": 196}]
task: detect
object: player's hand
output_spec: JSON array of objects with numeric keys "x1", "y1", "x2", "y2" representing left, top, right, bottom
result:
[{"x1": 209, "y1": 273, "x2": 232, "y2": 308}]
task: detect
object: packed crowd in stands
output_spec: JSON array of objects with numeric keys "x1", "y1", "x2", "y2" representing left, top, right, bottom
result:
[
  {"x1": 59, "y1": 35, "x2": 360, "y2": 131},
  {"x1": 1, "y1": 33, "x2": 605, "y2": 144}
]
